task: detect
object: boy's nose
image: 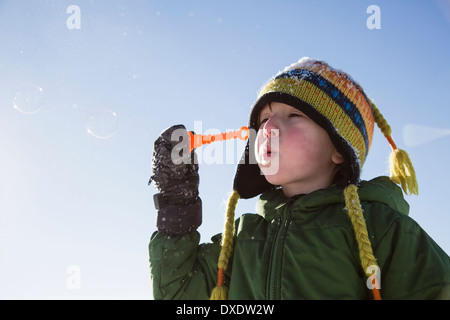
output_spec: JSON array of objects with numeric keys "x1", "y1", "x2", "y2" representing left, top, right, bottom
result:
[{"x1": 262, "y1": 118, "x2": 279, "y2": 138}]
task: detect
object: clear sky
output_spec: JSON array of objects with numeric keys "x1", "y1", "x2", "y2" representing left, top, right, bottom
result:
[{"x1": 0, "y1": 0, "x2": 449, "y2": 299}]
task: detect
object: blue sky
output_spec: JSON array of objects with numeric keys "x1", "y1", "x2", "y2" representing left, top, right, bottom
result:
[{"x1": 0, "y1": 0, "x2": 449, "y2": 299}]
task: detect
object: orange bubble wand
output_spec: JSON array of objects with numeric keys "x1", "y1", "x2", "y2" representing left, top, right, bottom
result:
[{"x1": 187, "y1": 126, "x2": 249, "y2": 152}]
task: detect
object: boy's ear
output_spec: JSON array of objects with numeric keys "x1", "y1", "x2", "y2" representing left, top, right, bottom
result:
[{"x1": 332, "y1": 149, "x2": 345, "y2": 165}]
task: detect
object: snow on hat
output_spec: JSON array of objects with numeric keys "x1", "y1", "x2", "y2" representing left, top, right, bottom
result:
[{"x1": 210, "y1": 58, "x2": 418, "y2": 300}]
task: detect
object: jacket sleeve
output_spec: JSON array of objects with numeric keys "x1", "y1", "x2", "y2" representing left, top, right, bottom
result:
[
  {"x1": 149, "y1": 230, "x2": 222, "y2": 300},
  {"x1": 376, "y1": 214, "x2": 450, "y2": 300}
]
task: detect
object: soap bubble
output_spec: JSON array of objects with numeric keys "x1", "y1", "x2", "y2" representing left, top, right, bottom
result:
[
  {"x1": 86, "y1": 108, "x2": 118, "y2": 139},
  {"x1": 13, "y1": 83, "x2": 44, "y2": 114}
]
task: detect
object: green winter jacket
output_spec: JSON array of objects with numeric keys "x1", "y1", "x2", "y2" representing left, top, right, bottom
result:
[{"x1": 148, "y1": 177, "x2": 450, "y2": 299}]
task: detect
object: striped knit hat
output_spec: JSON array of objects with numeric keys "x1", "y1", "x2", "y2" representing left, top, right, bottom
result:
[{"x1": 210, "y1": 58, "x2": 418, "y2": 300}]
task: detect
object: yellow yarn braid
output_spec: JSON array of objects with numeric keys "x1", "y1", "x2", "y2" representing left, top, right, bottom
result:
[
  {"x1": 210, "y1": 190, "x2": 240, "y2": 300},
  {"x1": 371, "y1": 101, "x2": 392, "y2": 137},
  {"x1": 370, "y1": 101, "x2": 418, "y2": 195},
  {"x1": 344, "y1": 184, "x2": 381, "y2": 300}
]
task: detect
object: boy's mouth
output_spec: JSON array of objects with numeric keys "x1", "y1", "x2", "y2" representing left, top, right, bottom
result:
[
  {"x1": 259, "y1": 141, "x2": 276, "y2": 165},
  {"x1": 266, "y1": 146, "x2": 272, "y2": 156}
]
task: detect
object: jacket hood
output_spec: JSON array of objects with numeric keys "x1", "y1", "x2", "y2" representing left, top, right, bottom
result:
[{"x1": 256, "y1": 176, "x2": 410, "y2": 222}]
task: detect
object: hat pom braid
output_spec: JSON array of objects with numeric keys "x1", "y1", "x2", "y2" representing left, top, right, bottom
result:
[
  {"x1": 389, "y1": 147, "x2": 418, "y2": 195},
  {"x1": 371, "y1": 101, "x2": 418, "y2": 196},
  {"x1": 210, "y1": 190, "x2": 240, "y2": 300}
]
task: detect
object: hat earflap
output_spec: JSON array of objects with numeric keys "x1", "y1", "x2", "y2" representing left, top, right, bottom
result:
[
  {"x1": 370, "y1": 101, "x2": 418, "y2": 195},
  {"x1": 210, "y1": 190, "x2": 240, "y2": 300}
]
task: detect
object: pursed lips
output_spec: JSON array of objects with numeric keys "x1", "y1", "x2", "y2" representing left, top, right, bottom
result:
[{"x1": 259, "y1": 139, "x2": 278, "y2": 164}]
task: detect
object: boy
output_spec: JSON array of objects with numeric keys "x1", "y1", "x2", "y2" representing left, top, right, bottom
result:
[{"x1": 148, "y1": 58, "x2": 450, "y2": 299}]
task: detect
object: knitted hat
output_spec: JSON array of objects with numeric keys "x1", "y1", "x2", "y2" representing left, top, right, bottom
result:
[{"x1": 210, "y1": 57, "x2": 418, "y2": 300}]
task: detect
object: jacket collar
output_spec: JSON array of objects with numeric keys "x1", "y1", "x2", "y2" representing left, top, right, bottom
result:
[{"x1": 255, "y1": 176, "x2": 410, "y2": 222}]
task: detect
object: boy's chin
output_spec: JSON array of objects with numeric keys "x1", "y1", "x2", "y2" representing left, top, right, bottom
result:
[
  {"x1": 260, "y1": 168, "x2": 283, "y2": 186},
  {"x1": 258, "y1": 161, "x2": 278, "y2": 173}
]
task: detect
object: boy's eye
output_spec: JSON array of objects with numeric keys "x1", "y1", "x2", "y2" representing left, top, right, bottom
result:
[
  {"x1": 259, "y1": 117, "x2": 269, "y2": 127},
  {"x1": 289, "y1": 113, "x2": 303, "y2": 118}
]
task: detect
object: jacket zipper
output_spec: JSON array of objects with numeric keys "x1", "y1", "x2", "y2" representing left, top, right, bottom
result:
[{"x1": 267, "y1": 202, "x2": 292, "y2": 300}]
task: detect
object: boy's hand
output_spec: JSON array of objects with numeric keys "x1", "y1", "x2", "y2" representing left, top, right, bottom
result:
[{"x1": 149, "y1": 125, "x2": 201, "y2": 235}]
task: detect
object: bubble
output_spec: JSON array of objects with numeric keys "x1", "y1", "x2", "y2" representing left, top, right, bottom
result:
[
  {"x1": 13, "y1": 83, "x2": 44, "y2": 114},
  {"x1": 86, "y1": 108, "x2": 118, "y2": 139}
]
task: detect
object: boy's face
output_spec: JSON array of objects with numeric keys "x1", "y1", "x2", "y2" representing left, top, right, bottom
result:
[{"x1": 256, "y1": 102, "x2": 343, "y2": 196}]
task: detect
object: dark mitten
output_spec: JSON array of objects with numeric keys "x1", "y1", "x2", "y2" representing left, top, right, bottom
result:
[{"x1": 149, "y1": 124, "x2": 201, "y2": 235}]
